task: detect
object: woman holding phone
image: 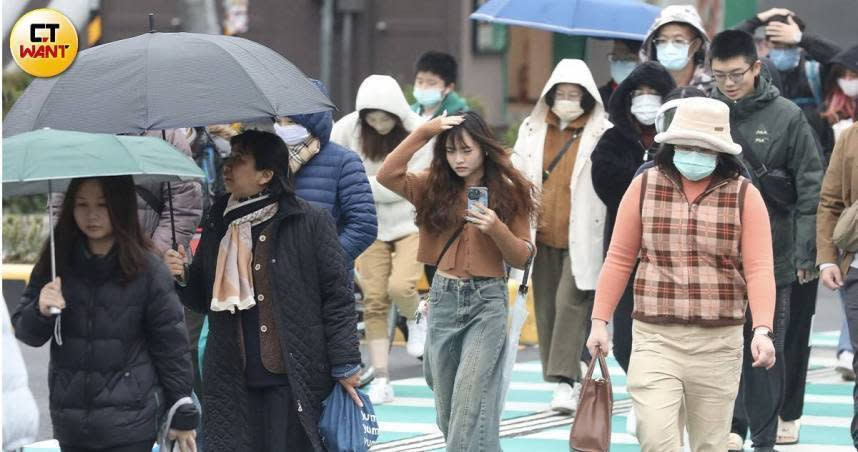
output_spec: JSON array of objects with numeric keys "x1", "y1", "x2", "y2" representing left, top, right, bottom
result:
[{"x1": 377, "y1": 110, "x2": 536, "y2": 450}]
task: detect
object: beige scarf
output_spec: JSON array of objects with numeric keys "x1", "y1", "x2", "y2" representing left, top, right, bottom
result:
[
  {"x1": 210, "y1": 195, "x2": 278, "y2": 313},
  {"x1": 288, "y1": 137, "x2": 321, "y2": 173}
]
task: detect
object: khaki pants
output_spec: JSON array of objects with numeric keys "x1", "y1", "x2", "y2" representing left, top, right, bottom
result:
[
  {"x1": 357, "y1": 234, "x2": 423, "y2": 341},
  {"x1": 628, "y1": 320, "x2": 743, "y2": 452},
  {"x1": 532, "y1": 243, "x2": 593, "y2": 382}
]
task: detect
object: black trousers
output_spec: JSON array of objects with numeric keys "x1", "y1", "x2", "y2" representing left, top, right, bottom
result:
[
  {"x1": 780, "y1": 278, "x2": 818, "y2": 421},
  {"x1": 247, "y1": 383, "x2": 312, "y2": 451},
  {"x1": 732, "y1": 285, "x2": 791, "y2": 448},
  {"x1": 60, "y1": 440, "x2": 154, "y2": 452},
  {"x1": 611, "y1": 278, "x2": 636, "y2": 373}
]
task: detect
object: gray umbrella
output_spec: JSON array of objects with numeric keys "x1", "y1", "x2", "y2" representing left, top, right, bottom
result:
[{"x1": 3, "y1": 31, "x2": 335, "y2": 136}]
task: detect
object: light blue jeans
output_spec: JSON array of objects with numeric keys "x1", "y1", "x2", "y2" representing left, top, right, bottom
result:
[{"x1": 423, "y1": 275, "x2": 508, "y2": 451}]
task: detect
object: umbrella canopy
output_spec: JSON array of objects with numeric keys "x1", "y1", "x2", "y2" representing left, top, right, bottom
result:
[
  {"x1": 3, "y1": 31, "x2": 335, "y2": 136},
  {"x1": 2, "y1": 128, "x2": 204, "y2": 197},
  {"x1": 470, "y1": 0, "x2": 661, "y2": 40}
]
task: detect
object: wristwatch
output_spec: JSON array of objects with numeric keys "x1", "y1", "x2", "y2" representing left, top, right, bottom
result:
[{"x1": 754, "y1": 327, "x2": 775, "y2": 341}]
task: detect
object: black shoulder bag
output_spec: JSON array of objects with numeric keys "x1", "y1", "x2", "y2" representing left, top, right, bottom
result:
[{"x1": 732, "y1": 129, "x2": 796, "y2": 211}]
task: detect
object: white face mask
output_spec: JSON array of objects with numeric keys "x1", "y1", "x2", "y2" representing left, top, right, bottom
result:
[
  {"x1": 274, "y1": 123, "x2": 310, "y2": 146},
  {"x1": 630, "y1": 94, "x2": 663, "y2": 126},
  {"x1": 552, "y1": 100, "x2": 584, "y2": 122},
  {"x1": 839, "y1": 78, "x2": 858, "y2": 98}
]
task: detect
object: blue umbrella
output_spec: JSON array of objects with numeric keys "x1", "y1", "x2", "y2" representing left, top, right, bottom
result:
[{"x1": 470, "y1": 0, "x2": 661, "y2": 40}]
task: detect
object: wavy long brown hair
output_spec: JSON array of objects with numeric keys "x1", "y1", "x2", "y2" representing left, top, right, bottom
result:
[
  {"x1": 416, "y1": 111, "x2": 538, "y2": 233},
  {"x1": 33, "y1": 176, "x2": 152, "y2": 285}
]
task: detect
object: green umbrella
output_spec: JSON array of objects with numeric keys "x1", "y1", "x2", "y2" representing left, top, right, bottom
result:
[
  {"x1": 2, "y1": 129, "x2": 204, "y2": 328},
  {"x1": 3, "y1": 128, "x2": 204, "y2": 197}
]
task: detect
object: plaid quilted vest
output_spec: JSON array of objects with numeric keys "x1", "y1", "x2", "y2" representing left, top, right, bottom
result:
[{"x1": 633, "y1": 168, "x2": 750, "y2": 326}]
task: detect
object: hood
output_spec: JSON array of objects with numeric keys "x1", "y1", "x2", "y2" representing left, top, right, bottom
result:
[
  {"x1": 832, "y1": 45, "x2": 858, "y2": 72},
  {"x1": 712, "y1": 69, "x2": 780, "y2": 119},
  {"x1": 355, "y1": 75, "x2": 423, "y2": 132},
  {"x1": 530, "y1": 59, "x2": 605, "y2": 123},
  {"x1": 289, "y1": 79, "x2": 334, "y2": 147},
  {"x1": 641, "y1": 5, "x2": 710, "y2": 62},
  {"x1": 607, "y1": 61, "x2": 676, "y2": 134}
]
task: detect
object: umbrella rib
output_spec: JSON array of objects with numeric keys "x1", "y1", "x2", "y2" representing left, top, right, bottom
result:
[{"x1": 209, "y1": 37, "x2": 280, "y2": 117}]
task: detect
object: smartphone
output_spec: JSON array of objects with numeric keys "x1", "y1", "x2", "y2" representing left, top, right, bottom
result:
[{"x1": 467, "y1": 186, "x2": 489, "y2": 216}]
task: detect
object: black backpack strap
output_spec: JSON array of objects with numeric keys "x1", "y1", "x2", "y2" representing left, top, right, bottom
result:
[
  {"x1": 136, "y1": 185, "x2": 165, "y2": 216},
  {"x1": 738, "y1": 178, "x2": 750, "y2": 221},
  {"x1": 436, "y1": 224, "x2": 465, "y2": 268}
]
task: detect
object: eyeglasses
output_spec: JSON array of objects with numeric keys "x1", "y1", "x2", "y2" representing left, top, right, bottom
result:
[
  {"x1": 712, "y1": 65, "x2": 754, "y2": 84},
  {"x1": 608, "y1": 53, "x2": 637, "y2": 63},
  {"x1": 653, "y1": 37, "x2": 693, "y2": 47}
]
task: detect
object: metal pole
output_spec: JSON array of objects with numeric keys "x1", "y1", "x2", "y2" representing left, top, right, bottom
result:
[
  {"x1": 48, "y1": 180, "x2": 60, "y2": 315},
  {"x1": 320, "y1": 0, "x2": 334, "y2": 88},
  {"x1": 340, "y1": 11, "x2": 353, "y2": 113}
]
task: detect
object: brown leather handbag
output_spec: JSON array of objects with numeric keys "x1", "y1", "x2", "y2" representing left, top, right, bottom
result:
[{"x1": 569, "y1": 349, "x2": 613, "y2": 452}]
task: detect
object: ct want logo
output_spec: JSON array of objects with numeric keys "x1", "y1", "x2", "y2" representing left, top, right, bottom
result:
[{"x1": 10, "y1": 8, "x2": 79, "y2": 77}]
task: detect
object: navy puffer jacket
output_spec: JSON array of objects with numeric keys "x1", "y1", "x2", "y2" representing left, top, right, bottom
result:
[{"x1": 290, "y1": 81, "x2": 377, "y2": 263}]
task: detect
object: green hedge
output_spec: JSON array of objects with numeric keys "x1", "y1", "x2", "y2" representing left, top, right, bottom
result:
[{"x1": 3, "y1": 214, "x2": 48, "y2": 264}]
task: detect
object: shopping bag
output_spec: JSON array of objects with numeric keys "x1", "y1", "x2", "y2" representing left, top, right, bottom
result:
[
  {"x1": 569, "y1": 349, "x2": 613, "y2": 452},
  {"x1": 155, "y1": 395, "x2": 195, "y2": 452},
  {"x1": 498, "y1": 248, "x2": 535, "y2": 419},
  {"x1": 319, "y1": 384, "x2": 379, "y2": 452}
]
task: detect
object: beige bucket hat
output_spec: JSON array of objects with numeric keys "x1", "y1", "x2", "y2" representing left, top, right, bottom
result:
[{"x1": 654, "y1": 97, "x2": 742, "y2": 155}]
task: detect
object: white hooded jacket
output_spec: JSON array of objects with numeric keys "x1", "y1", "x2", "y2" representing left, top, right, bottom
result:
[
  {"x1": 513, "y1": 59, "x2": 610, "y2": 290},
  {"x1": 331, "y1": 75, "x2": 431, "y2": 242}
]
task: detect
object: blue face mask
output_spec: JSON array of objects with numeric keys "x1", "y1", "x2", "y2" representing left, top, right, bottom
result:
[
  {"x1": 656, "y1": 42, "x2": 691, "y2": 71},
  {"x1": 768, "y1": 47, "x2": 801, "y2": 71},
  {"x1": 673, "y1": 148, "x2": 717, "y2": 181},
  {"x1": 413, "y1": 87, "x2": 444, "y2": 108},
  {"x1": 610, "y1": 60, "x2": 637, "y2": 84}
]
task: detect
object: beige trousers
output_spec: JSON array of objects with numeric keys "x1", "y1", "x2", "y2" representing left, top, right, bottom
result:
[
  {"x1": 627, "y1": 320, "x2": 743, "y2": 452},
  {"x1": 357, "y1": 234, "x2": 423, "y2": 341}
]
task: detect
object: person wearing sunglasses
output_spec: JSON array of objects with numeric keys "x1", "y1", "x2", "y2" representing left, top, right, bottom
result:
[{"x1": 709, "y1": 30, "x2": 824, "y2": 452}]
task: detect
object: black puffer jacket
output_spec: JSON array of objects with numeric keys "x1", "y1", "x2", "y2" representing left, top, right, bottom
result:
[
  {"x1": 178, "y1": 194, "x2": 360, "y2": 451},
  {"x1": 591, "y1": 62, "x2": 676, "y2": 253},
  {"x1": 13, "y1": 245, "x2": 198, "y2": 448}
]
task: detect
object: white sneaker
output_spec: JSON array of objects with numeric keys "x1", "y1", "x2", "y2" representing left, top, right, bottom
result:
[
  {"x1": 836, "y1": 351, "x2": 855, "y2": 381},
  {"x1": 367, "y1": 377, "x2": 394, "y2": 405},
  {"x1": 406, "y1": 319, "x2": 427, "y2": 358},
  {"x1": 549, "y1": 382, "x2": 579, "y2": 414}
]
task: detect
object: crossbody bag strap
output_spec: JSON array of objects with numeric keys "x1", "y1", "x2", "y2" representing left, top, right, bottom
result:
[
  {"x1": 436, "y1": 224, "x2": 465, "y2": 268},
  {"x1": 542, "y1": 129, "x2": 581, "y2": 183},
  {"x1": 731, "y1": 128, "x2": 768, "y2": 179}
]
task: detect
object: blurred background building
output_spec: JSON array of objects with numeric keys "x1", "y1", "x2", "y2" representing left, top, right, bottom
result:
[{"x1": 3, "y1": 0, "x2": 857, "y2": 129}]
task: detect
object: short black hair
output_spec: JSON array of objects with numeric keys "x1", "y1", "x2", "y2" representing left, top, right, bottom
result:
[
  {"x1": 415, "y1": 51, "x2": 458, "y2": 86},
  {"x1": 766, "y1": 14, "x2": 806, "y2": 32},
  {"x1": 709, "y1": 29, "x2": 758, "y2": 65},
  {"x1": 230, "y1": 129, "x2": 294, "y2": 198},
  {"x1": 545, "y1": 84, "x2": 596, "y2": 115},
  {"x1": 616, "y1": 39, "x2": 643, "y2": 55}
]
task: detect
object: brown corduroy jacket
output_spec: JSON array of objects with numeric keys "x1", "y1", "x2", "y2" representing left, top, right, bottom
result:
[{"x1": 817, "y1": 124, "x2": 858, "y2": 276}]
